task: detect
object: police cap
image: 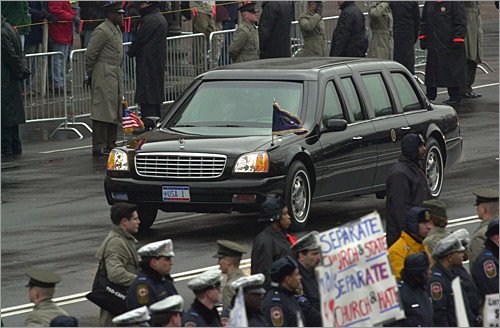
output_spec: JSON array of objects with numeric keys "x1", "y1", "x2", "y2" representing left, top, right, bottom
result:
[
  {"x1": 451, "y1": 228, "x2": 470, "y2": 248},
  {"x1": 137, "y1": 239, "x2": 175, "y2": 258},
  {"x1": 238, "y1": 2, "x2": 258, "y2": 13},
  {"x1": 432, "y1": 234, "x2": 465, "y2": 259},
  {"x1": 422, "y1": 199, "x2": 447, "y2": 219},
  {"x1": 486, "y1": 218, "x2": 499, "y2": 237},
  {"x1": 270, "y1": 256, "x2": 298, "y2": 283},
  {"x1": 112, "y1": 306, "x2": 150, "y2": 326},
  {"x1": 230, "y1": 273, "x2": 266, "y2": 294},
  {"x1": 150, "y1": 295, "x2": 184, "y2": 314},
  {"x1": 403, "y1": 252, "x2": 430, "y2": 274},
  {"x1": 187, "y1": 269, "x2": 222, "y2": 292},
  {"x1": 25, "y1": 268, "x2": 61, "y2": 288},
  {"x1": 213, "y1": 240, "x2": 247, "y2": 258},
  {"x1": 291, "y1": 231, "x2": 320, "y2": 252},
  {"x1": 473, "y1": 188, "x2": 499, "y2": 206}
]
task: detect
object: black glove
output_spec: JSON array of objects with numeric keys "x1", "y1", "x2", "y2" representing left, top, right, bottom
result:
[
  {"x1": 315, "y1": 2, "x2": 323, "y2": 14},
  {"x1": 85, "y1": 72, "x2": 92, "y2": 87},
  {"x1": 419, "y1": 39, "x2": 426, "y2": 50}
]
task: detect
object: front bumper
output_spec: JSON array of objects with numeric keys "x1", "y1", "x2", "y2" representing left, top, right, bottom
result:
[{"x1": 104, "y1": 175, "x2": 285, "y2": 213}]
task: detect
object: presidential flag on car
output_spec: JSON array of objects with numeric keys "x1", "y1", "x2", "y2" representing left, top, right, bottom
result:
[
  {"x1": 272, "y1": 102, "x2": 307, "y2": 136},
  {"x1": 122, "y1": 98, "x2": 144, "y2": 134}
]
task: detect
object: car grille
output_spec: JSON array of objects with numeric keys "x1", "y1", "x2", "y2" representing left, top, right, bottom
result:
[{"x1": 135, "y1": 152, "x2": 227, "y2": 178}]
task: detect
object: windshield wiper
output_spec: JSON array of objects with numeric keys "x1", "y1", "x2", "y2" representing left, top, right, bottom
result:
[
  {"x1": 214, "y1": 124, "x2": 243, "y2": 127},
  {"x1": 174, "y1": 124, "x2": 197, "y2": 127}
]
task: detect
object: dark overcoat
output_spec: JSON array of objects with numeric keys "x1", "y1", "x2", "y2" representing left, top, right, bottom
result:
[
  {"x1": 128, "y1": 5, "x2": 168, "y2": 105},
  {"x1": 259, "y1": 1, "x2": 294, "y2": 59},
  {"x1": 420, "y1": 1, "x2": 467, "y2": 88},
  {"x1": 329, "y1": 1, "x2": 367, "y2": 57},
  {"x1": 390, "y1": 1, "x2": 419, "y2": 73}
]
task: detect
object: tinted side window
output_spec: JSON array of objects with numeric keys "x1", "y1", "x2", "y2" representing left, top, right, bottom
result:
[
  {"x1": 340, "y1": 77, "x2": 363, "y2": 122},
  {"x1": 323, "y1": 81, "x2": 344, "y2": 124},
  {"x1": 392, "y1": 73, "x2": 422, "y2": 112},
  {"x1": 361, "y1": 74, "x2": 392, "y2": 117}
]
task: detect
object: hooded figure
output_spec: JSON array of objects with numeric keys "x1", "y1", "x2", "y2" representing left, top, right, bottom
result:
[{"x1": 385, "y1": 133, "x2": 431, "y2": 246}]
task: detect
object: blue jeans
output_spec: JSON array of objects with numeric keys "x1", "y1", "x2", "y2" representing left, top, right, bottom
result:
[{"x1": 49, "y1": 42, "x2": 70, "y2": 88}]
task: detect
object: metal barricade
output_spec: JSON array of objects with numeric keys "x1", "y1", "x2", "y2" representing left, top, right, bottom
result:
[{"x1": 209, "y1": 29, "x2": 235, "y2": 69}]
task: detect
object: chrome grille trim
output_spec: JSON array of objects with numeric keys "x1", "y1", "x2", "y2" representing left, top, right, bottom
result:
[{"x1": 135, "y1": 152, "x2": 227, "y2": 178}]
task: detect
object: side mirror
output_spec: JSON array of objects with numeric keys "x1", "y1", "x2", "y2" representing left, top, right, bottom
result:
[
  {"x1": 143, "y1": 116, "x2": 160, "y2": 130},
  {"x1": 325, "y1": 119, "x2": 347, "y2": 132}
]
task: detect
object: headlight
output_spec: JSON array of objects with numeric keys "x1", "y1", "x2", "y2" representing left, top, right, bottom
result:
[
  {"x1": 234, "y1": 152, "x2": 269, "y2": 173},
  {"x1": 107, "y1": 149, "x2": 129, "y2": 171}
]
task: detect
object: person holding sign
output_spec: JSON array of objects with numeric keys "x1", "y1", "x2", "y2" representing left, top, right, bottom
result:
[
  {"x1": 388, "y1": 207, "x2": 432, "y2": 280},
  {"x1": 229, "y1": 274, "x2": 267, "y2": 327},
  {"x1": 472, "y1": 218, "x2": 499, "y2": 300}
]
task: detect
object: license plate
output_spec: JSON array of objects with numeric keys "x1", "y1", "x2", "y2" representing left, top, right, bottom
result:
[{"x1": 162, "y1": 186, "x2": 190, "y2": 202}]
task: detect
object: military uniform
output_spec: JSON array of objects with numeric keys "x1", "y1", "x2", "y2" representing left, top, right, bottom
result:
[
  {"x1": 298, "y1": 9, "x2": 327, "y2": 57},
  {"x1": 367, "y1": 1, "x2": 394, "y2": 60},
  {"x1": 470, "y1": 219, "x2": 493, "y2": 266},
  {"x1": 229, "y1": 21, "x2": 259, "y2": 63},
  {"x1": 222, "y1": 268, "x2": 245, "y2": 308},
  {"x1": 262, "y1": 285, "x2": 304, "y2": 327}
]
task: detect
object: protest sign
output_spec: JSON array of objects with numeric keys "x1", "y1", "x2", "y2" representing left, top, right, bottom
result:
[
  {"x1": 483, "y1": 294, "x2": 500, "y2": 327},
  {"x1": 316, "y1": 211, "x2": 404, "y2": 327},
  {"x1": 228, "y1": 287, "x2": 248, "y2": 327}
]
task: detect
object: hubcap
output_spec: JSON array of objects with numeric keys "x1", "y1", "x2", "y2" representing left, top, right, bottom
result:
[
  {"x1": 426, "y1": 147, "x2": 442, "y2": 195},
  {"x1": 291, "y1": 171, "x2": 309, "y2": 223}
]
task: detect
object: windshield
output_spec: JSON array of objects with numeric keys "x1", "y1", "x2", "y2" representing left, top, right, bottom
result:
[{"x1": 167, "y1": 81, "x2": 303, "y2": 136}]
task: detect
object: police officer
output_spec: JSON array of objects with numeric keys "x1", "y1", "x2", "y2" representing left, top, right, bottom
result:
[
  {"x1": 183, "y1": 269, "x2": 223, "y2": 327},
  {"x1": 430, "y1": 234, "x2": 475, "y2": 326},
  {"x1": 422, "y1": 199, "x2": 451, "y2": 254},
  {"x1": 470, "y1": 188, "x2": 499, "y2": 267},
  {"x1": 127, "y1": 239, "x2": 178, "y2": 310},
  {"x1": 24, "y1": 268, "x2": 69, "y2": 326},
  {"x1": 150, "y1": 295, "x2": 184, "y2": 327},
  {"x1": 298, "y1": 2, "x2": 327, "y2": 57},
  {"x1": 262, "y1": 256, "x2": 305, "y2": 327},
  {"x1": 472, "y1": 218, "x2": 499, "y2": 299},
  {"x1": 291, "y1": 231, "x2": 321, "y2": 327},
  {"x1": 112, "y1": 306, "x2": 150, "y2": 327},
  {"x1": 230, "y1": 274, "x2": 267, "y2": 327},
  {"x1": 251, "y1": 195, "x2": 295, "y2": 288},
  {"x1": 391, "y1": 252, "x2": 433, "y2": 326},
  {"x1": 228, "y1": 3, "x2": 259, "y2": 63},
  {"x1": 213, "y1": 240, "x2": 247, "y2": 310}
]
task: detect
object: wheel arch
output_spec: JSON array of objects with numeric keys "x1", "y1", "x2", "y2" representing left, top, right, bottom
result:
[{"x1": 284, "y1": 148, "x2": 317, "y2": 196}]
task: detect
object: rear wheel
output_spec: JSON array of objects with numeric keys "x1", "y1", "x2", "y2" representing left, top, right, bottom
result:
[
  {"x1": 137, "y1": 205, "x2": 158, "y2": 232},
  {"x1": 284, "y1": 161, "x2": 311, "y2": 231},
  {"x1": 425, "y1": 138, "x2": 444, "y2": 198}
]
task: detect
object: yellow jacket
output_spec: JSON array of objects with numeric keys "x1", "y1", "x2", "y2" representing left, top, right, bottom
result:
[{"x1": 388, "y1": 231, "x2": 431, "y2": 280}]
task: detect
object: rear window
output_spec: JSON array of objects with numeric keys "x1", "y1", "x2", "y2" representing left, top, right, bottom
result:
[{"x1": 168, "y1": 81, "x2": 303, "y2": 136}]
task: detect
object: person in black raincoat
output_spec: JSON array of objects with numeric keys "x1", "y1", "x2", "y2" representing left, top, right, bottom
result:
[
  {"x1": 127, "y1": 1, "x2": 168, "y2": 118},
  {"x1": 329, "y1": 1, "x2": 367, "y2": 57},
  {"x1": 258, "y1": 1, "x2": 294, "y2": 59},
  {"x1": 389, "y1": 1, "x2": 419, "y2": 74},
  {"x1": 1, "y1": 16, "x2": 28, "y2": 157},
  {"x1": 419, "y1": 1, "x2": 466, "y2": 105},
  {"x1": 385, "y1": 133, "x2": 431, "y2": 247},
  {"x1": 251, "y1": 195, "x2": 295, "y2": 289}
]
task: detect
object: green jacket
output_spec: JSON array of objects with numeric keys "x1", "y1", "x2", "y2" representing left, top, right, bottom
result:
[
  {"x1": 367, "y1": 1, "x2": 393, "y2": 60},
  {"x1": 1, "y1": 1, "x2": 31, "y2": 35},
  {"x1": 229, "y1": 21, "x2": 259, "y2": 63},
  {"x1": 25, "y1": 299, "x2": 68, "y2": 327},
  {"x1": 95, "y1": 225, "x2": 140, "y2": 287},
  {"x1": 470, "y1": 218, "x2": 492, "y2": 268},
  {"x1": 85, "y1": 19, "x2": 123, "y2": 124},
  {"x1": 222, "y1": 268, "x2": 246, "y2": 309},
  {"x1": 298, "y1": 10, "x2": 327, "y2": 57},
  {"x1": 464, "y1": 1, "x2": 483, "y2": 63}
]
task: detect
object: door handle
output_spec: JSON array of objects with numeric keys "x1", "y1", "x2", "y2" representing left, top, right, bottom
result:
[
  {"x1": 352, "y1": 136, "x2": 363, "y2": 140},
  {"x1": 400, "y1": 126, "x2": 411, "y2": 131}
]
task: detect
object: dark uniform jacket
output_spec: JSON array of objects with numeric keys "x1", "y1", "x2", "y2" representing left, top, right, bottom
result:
[
  {"x1": 262, "y1": 284, "x2": 305, "y2": 327},
  {"x1": 259, "y1": 1, "x2": 294, "y2": 59},
  {"x1": 251, "y1": 225, "x2": 294, "y2": 287},
  {"x1": 472, "y1": 239, "x2": 499, "y2": 299},
  {"x1": 247, "y1": 310, "x2": 267, "y2": 327},
  {"x1": 128, "y1": 4, "x2": 168, "y2": 105},
  {"x1": 389, "y1": 1, "x2": 420, "y2": 74},
  {"x1": 454, "y1": 265, "x2": 482, "y2": 320},
  {"x1": 297, "y1": 262, "x2": 321, "y2": 327},
  {"x1": 389, "y1": 279, "x2": 433, "y2": 327},
  {"x1": 329, "y1": 1, "x2": 367, "y2": 57},
  {"x1": 429, "y1": 261, "x2": 475, "y2": 327},
  {"x1": 1, "y1": 17, "x2": 26, "y2": 128},
  {"x1": 126, "y1": 266, "x2": 178, "y2": 309},
  {"x1": 182, "y1": 299, "x2": 221, "y2": 327},
  {"x1": 420, "y1": 1, "x2": 467, "y2": 88}
]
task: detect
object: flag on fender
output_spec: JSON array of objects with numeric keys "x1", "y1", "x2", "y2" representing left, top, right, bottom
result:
[
  {"x1": 122, "y1": 99, "x2": 144, "y2": 133},
  {"x1": 272, "y1": 102, "x2": 308, "y2": 136}
]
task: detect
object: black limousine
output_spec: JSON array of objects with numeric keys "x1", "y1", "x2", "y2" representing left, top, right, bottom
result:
[{"x1": 105, "y1": 57, "x2": 462, "y2": 231}]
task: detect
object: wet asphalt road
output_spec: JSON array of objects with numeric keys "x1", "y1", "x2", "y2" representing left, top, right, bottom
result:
[{"x1": 2, "y1": 17, "x2": 499, "y2": 328}]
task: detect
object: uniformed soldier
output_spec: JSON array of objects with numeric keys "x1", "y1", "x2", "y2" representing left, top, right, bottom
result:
[
  {"x1": 472, "y1": 218, "x2": 499, "y2": 299},
  {"x1": 212, "y1": 239, "x2": 247, "y2": 311},
  {"x1": 422, "y1": 199, "x2": 451, "y2": 254},
  {"x1": 126, "y1": 239, "x2": 178, "y2": 310},
  {"x1": 298, "y1": 2, "x2": 327, "y2": 57},
  {"x1": 391, "y1": 252, "x2": 434, "y2": 327},
  {"x1": 430, "y1": 234, "x2": 475, "y2": 326},
  {"x1": 150, "y1": 295, "x2": 184, "y2": 327},
  {"x1": 112, "y1": 306, "x2": 150, "y2": 327},
  {"x1": 228, "y1": 3, "x2": 259, "y2": 63},
  {"x1": 262, "y1": 256, "x2": 305, "y2": 327},
  {"x1": 290, "y1": 231, "x2": 322, "y2": 327},
  {"x1": 469, "y1": 188, "x2": 499, "y2": 267},
  {"x1": 24, "y1": 268, "x2": 69, "y2": 327},
  {"x1": 230, "y1": 274, "x2": 267, "y2": 327},
  {"x1": 183, "y1": 269, "x2": 223, "y2": 327}
]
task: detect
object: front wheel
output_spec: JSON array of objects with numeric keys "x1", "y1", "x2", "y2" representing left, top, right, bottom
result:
[
  {"x1": 425, "y1": 138, "x2": 444, "y2": 198},
  {"x1": 284, "y1": 161, "x2": 312, "y2": 231},
  {"x1": 137, "y1": 205, "x2": 158, "y2": 232}
]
